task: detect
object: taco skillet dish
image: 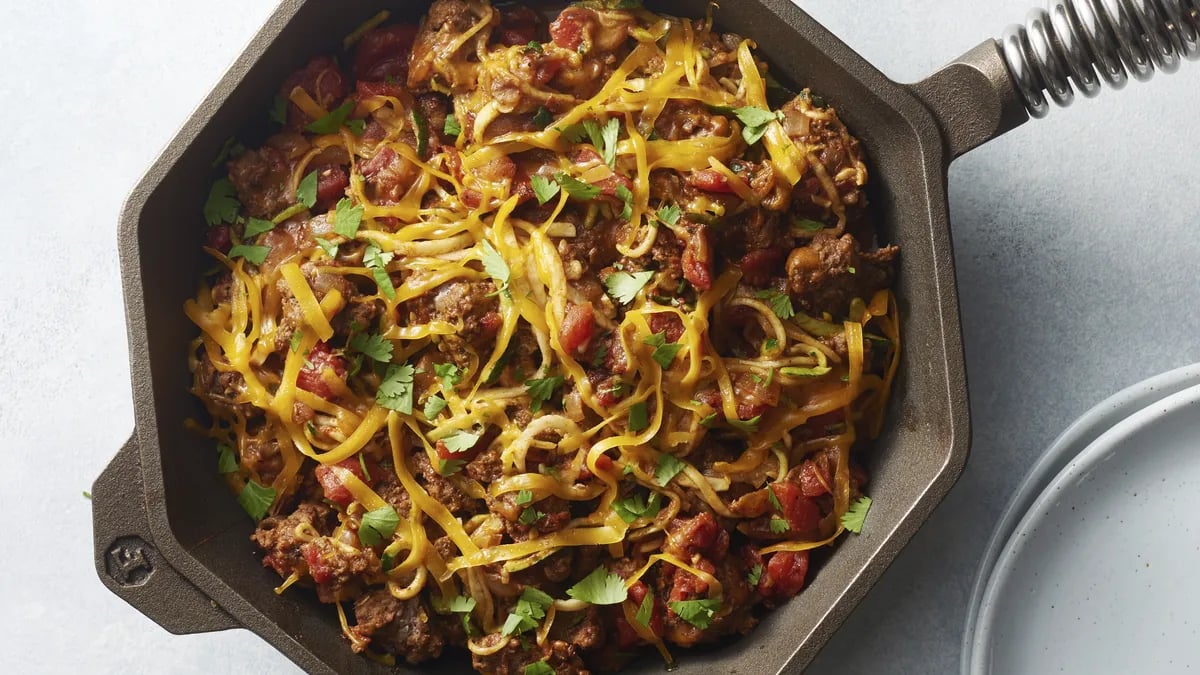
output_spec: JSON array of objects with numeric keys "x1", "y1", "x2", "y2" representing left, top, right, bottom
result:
[{"x1": 186, "y1": 1, "x2": 901, "y2": 672}]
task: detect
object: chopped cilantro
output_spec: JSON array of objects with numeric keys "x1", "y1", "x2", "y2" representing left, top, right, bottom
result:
[
  {"x1": 376, "y1": 363, "x2": 415, "y2": 414},
  {"x1": 203, "y1": 179, "x2": 240, "y2": 226},
  {"x1": 603, "y1": 270, "x2": 654, "y2": 305},
  {"x1": 211, "y1": 137, "x2": 245, "y2": 168},
  {"x1": 333, "y1": 198, "x2": 363, "y2": 238},
  {"x1": 698, "y1": 412, "x2": 718, "y2": 427},
  {"x1": 525, "y1": 40, "x2": 544, "y2": 54},
  {"x1": 346, "y1": 119, "x2": 365, "y2": 136},
  {"x1": 767, "y1": 485, "x2": 784, "y2": 511},
  {"x1": 480, "y1": 240, "x2": 511, "y2": 296},
  {"x1": 82, "y1": 490, "x2": 92, "y2": 500},
  {"x1": 841, "y1": 495, "x2": 872, "y2": 534},
  {"x1": 554, "y1": 171, "x2": 601, "y2": 200},
  {"x1": 314, "y1": 237, "x2": 339, "y2": 258},
  {"x1": 769, "y1": 516, "x2": 790, "y2": 534},
  {"x1": 532, "y1": 106, "x2": 553, "y2": 129},
  {"x1": 530, "y1": 174, "x2": 560, "y2": 205},
  {"x1": 444, "y1": 113, "x2": 462, "y2": 137},
  {"x1": 237, "y1": 480, "x2": 276, "y2": 520},
  {"x1": 423, "y1": 395, "x2": 447, "y2": 420},
  {"x1": 525, "y1": 375, "x2": 565, "y2": 412},
  {"x1": 439, "y1": 429, "x2": 481, "y2": 454},
  {"x1": 643, "y1": 331, "x2": 683, "y2": 369},
  {"x1": 448, "y1": 595, "x2": 477, "y2": 613},
  {"x1": 515, "y1": 489, "x2": 535, "y2": 505},
  {"x1": 305, "y1": 99, "x2": 356, "y2": 135},
  {"x1": 656, "y1": 203, "x2": 681, "y2": 226},
  {"x1": 289, "y1": 329, "x2": 304, "y2": 353},
  {"x1": 627, "y1": 401, "x2": 649, "y2": 432},
  {"x1": 525, "y1": 661, "x2": 554, "y2": 675},
  {"x1": 269, "y1": 94, "x2": 288, "y2": 126},
  {"x1": 518, "y1": 506, "x2": 544, "y2": 525},
  {"x1": 613, "y1": 491, "x2": 661, "y2": 523},
  {"x1": 780, "y1": 365, "x2": 832, "y2": 378},
  {"x1": 727, "y1": 415, "x2": 761, "y2": 434},
  {"x1": 616, "y1": 184, "x2": 633, "y2": 221},
  {"x1": 358, "y1": 505, "x2": 399, "y2": 547},
  {"x1": 217, "y1": 443, "x2": 239, "y2": 474},
  {"x1": 363, "y1": 243, "x2": 396, "y2": 299},
  {"x1": 668, "y1": 598, "x2": 721, "y2": 629},
  {"x1": 763, "y1": 338, "x2": 780, "y2": 352},
  {"x1": 349, "y1": 332, "x2": 392, "y2": 362},
  {"x1": 438, "y1": 458, "x2": 466, "y2": 476},
  {"x1": 243, "y1": 217, "x2": 275, "y2": 238},
  {"x1": 634, "y1": 590, "x2": 655, "y2": 628},
  {"x1": 410, "y1": 107, "x2": 429, "y2": 158},
  {"x1": 502, "y1": 587, "x2": 555, "y2": 636},
  {"x1": 598, "y1": 117, "x2": 620, "y2": 167},
  {"x1": 755, "y1": 289, "x2": 795, "y2": 319},
  {"x1": 747, "y1": 564, "x2": 763, "y2": 587},
  {"x1": 567, "y1": 566, "x2": 628, "y2": 605},
  {"x1": 297, "y1": 170, "x2": 318, "y2": 208},
  {"x1": 794, "y1": 217, "x2": 826, "y2": 232},
  {"x1": 733, "y1": 105, "x2": 783, "y2": 145},
  {"x1": 434, "y1": 363, "x2": 463, "y2": 390},
  {"x1": 655, "y1": 454, "x2": 685, "y2": 486},
  {"x1": 228, "y1": 244, "x2": 270, "y2": 265},
  {"x1": 358, "y1": 453, "x2": 372, "y2": 482}
]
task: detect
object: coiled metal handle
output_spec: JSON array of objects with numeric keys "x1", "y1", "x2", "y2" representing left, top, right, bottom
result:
[{"x1": 1000, "y1": 0, "x2": 1200, "y2": 117}]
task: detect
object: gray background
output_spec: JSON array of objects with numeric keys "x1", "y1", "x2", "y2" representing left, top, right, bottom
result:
[{"x1": 2, "y1": 0, "x2": 1196, "y2": 673}]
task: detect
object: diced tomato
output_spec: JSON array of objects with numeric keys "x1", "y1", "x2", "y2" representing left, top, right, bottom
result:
[
  {"x1": 314, "y1": 456, "x2": 374, "y2": 506},
  {"x1": 549, "y1": 8, "x2": 590, "y2": 51},
  {"x1": 617, "y1": 580, "x2": 664, "y2": 647},
  {"x1": 314, "y1": 164, "x2": 348, "y2": 212},
  {"x1": 760, "y1": 550, "x2": 809, "y2": 598},
  {"x1": 647, "y1": 312, "x2": 685, "y2": 343},
  {"x1": 356, "y1": 79, "x2": 406, "y2": 100},
  {"x1": 353, "y1": 24, "x2": 418, "y2": 83},
  {"x1": 799, "y1": 460, "x2": 832, "y2": 497},
  {"x1": 560, "y1": 302, "x2": 596, "y2": 355},
  {"x1": 302, "y1": 540, "x2": 335, "y2": 584},
  {"x1": 666, "y1": 511, "x2": 729, "y2": 560},
  {"x1": 770, "y1": 482, "x2": 822, "y2": 535},
  {"x1": 687, "y1": 168, "x2": 735, "y2": 193},
  {"x1": 667, "y1": 566, "x2": 711, "y2": 603},
  {"x1": 279, "y1": 56, "x2": 347, "y2": 131},
  {"x1": 681, "y1": 224, "x2": 713, "y2": 291},
  {"x1": 594, "y1": 453, "x2": 614, "y2": 474},
  {"x1": 297, "y1": 342, "x2": 347, "y2": 400},
  {"x1": 207, "y1": 224, "x2": 232, "y2": 253},
  {"x1": 480, "y1": 311, "x2": 503, "y2": 338}
]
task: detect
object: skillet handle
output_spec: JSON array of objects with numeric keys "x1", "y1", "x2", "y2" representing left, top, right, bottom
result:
[{"x1": 92, "y1": 435, "x2": 241, "y2": 634}]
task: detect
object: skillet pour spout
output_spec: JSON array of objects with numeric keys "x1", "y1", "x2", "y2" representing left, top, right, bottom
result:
[{"x1": 92, "y1": 1, "x2": 1197, "y2": 673}]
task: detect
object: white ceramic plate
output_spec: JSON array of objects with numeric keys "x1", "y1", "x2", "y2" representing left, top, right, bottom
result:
[{"x1": 965, "y1": 372, "x2": 1200, "y2": 674}]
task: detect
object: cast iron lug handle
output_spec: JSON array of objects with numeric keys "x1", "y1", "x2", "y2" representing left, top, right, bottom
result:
[
  {"x1": 92, "y1": 435, "x2": 241, "y2": 634},
  {"x1": 911, "y1": 0, "x2": 1199, "y2": 160}
]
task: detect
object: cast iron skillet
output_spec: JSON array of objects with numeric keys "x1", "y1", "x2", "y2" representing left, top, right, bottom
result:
[{"x1": 91, "y1": 1, "x2": 1197, "y2": 672}]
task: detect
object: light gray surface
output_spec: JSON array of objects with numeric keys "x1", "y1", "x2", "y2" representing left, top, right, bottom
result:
[
  {"x1": 970, "y1": 382, "x2": 1200, "y2": 674},
  {"x1": 1, "y1": 1, "x2": 1196, "y2": 674}
]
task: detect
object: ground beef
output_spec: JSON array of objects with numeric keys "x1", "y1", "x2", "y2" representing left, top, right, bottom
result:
[
  {"x1": 785, "y1": 231, "x2": 898, "y2": 317},
  {"x1": 350, "y1": 589, "x2": 447, "y2": 663},
  {"x1": 409, "y1": 0, "x2": 494, "y2": 92},
  {"x1": 404, "y1": 280, "x2": 501, "y2": 352},
  {"x1": 227, "y1": 136, "x2": 307, "y2": 219},
  {"x1": 301, "y1": 536, "x2": 382, "y2": 603},
  {"x1": 653, "y1": 99, "x2": 732, "y2": 141},
  {"x1": 471, "y1": 634, "x2": 589, "y2": 675},
  {"x1": 193, "y1": 355, "x2": 258, "y2": 420},
  {"x1": 411, "y1": 450, "x2": 479, "y2": 514},
  {"x1": 252, "y1": 501, "x2": 335, "y2": 578}
]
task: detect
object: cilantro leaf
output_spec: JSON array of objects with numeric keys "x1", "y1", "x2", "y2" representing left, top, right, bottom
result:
[
  {"x1": 305, "y1": 99, "x2": 357, "y2": 135},
  {"x1": 423, "y1": 394, "x2": 447, "y2": 420},
  {"x1": 525, "y1": 41, "x2": 544, "y2": 54},
  {"x1": 656, "y1": 203, "x2": 681, "y2": 227},
  {"x1": 628, "y1": 401, "x2": 649, "y2": 432},
  {"x1": 554, "y1": 172, "x2": 601, "y2": 200},
  {"x1": 841, "y1": 495, "x2": 872, "y2": 534},
  {"x1": 643, "y1": 331, "x2": 683, "y2": 369},
  {"x1": 599, "y1": 117, "x2": 620, "y2": 167},
  {"x1": 727, "y1": 415, "x2": 761, "y2": 434},
  {"x1": 560, "y1": 123, "x2": 589, "y2": 143},
  {"x1": 433, "y1": 363, "x2": 463, "y2": 390},
  {"x1": 616, "y1": 184, "x2": 633, "y2": 221},
  {"x1": 525, "y1": 376, "x2": 564, "y2": 412},
  {"x1": 733, "y1": 106, "x2": 782, "y2": 145},
  {"x1": 349, "y1": 332, "x2": 392, "y2": 362},
  {"x1": 376, "y1": 363, "x2": 415, "y2": 414},
  {"x1": 668, "y1": 598, "x2": 721, "y2": 629},
  {"x1": 314, "y1": 237, "x2": 339, "y2": 258},
  {"x1": 228, "y1": 244, "x2": 270, "y2": 265},
  {"x1": 532, "y1": 106, "x2": 553, "y2": 129},
  {"x1": 516, "y1": 489, "x2": 535, "y2": 505},
  {"x1": 358, "y1": 454, "x2": 372, "y2": 482},
  {"x1": 794, "y1": 217, "x2": 826, "y2": 232},
  {"x1": 203, "y1": 179, "x2": 240, "y2": 226},
  {"x1": 439, "y1": 429, "x2": 481, "y2": 454},
  {"x1": 363, "y1": 243, "x2": 396, "y2": 299},
  {"x1": 410, "y1": 108, "x2": 429, "y2": 158},
  {"x1": 603, "y1": 270, "x2": 654, "y2": 305},
  {"x1": 217, "y1": 444, "x2": 239, "y2": 474},
  {"x1": 763, "y1": 338, "x2": 780, "y2": 352},
  {"x1": 358, "y1": 504, "x2": 400, "y2": 547},
  {"x1": 767, "y1": 485, "x2": 784, "y2": 512},
  {"x1": 519, "y1": 506, "x2": 544, "y2": 525},
  {"x1": 438, "y1": 458, "x2": 466, "y2": 476},
  {"x1": 346, "y1": 119, "x2": 365, "y2": 136},
  {"x1": 444, "y1": 113, "x2": 462, "y2": 137},
  {"x1": 780, "y1": 365, "x2": 832, "y2": 377},
  {"x1": 613, "y1": 491, "x2": 661, "y2": 523},
  {"x1": 243, "y1": 217, "x2": 275, "y2": 238},
  {"x1": 502, "y1": 587, "x2": 555, "y2": 636},
  {"x1": 525, "y1": 662, "x2": 554, "y2": 675},
  {"x1": 502, "y1": 612, "x2": 536, "y2": 636},
  {"x1": 269, "y1": 94, "x2": 288, "y2": 126},
  {"x1": 530, "y1": 174, "x2": 560, "y2": 205},
  {"x1": 211, "y1": 137, "x2": 246, "y2": 168},
  {"x1": 655, "y1": 454, "x2": 685, "y2": 486},
  {"x1": 333, "y1": 198, "x2": 363, "y2": 238},
  {"x1": 755, "y1": 289, "x2": 795, "y2": 320},
  {"x1": 698, "y1": 412, "x2": 717, "y2": 427},
  {"x1": 747, "y1": 564, "x2": 763, "y2": 587},
  {"x1": 448, "y1": 595, "x2": 476, "y2": 614},
  {"x1": 769, "y1": 516, "x2": 790, "y2": 533},
  {"x1": 634, "y1": 590, "x2": 655, "y2": 628},
  {"x1": 297, "y1": 170, "x2": 319, "y2": 208},
  {"x1": 567, "y1": 566, "x2": 628, "y2": 605},
  {"x1": 480, "y1": 240, "x2": 511, "y2": 294},
  {"x1": 289, "y1": 329, "x2": 304, "y2": 353},
  {"x1": 237, "y1": 480, "x2": 276, "y2": 520}
]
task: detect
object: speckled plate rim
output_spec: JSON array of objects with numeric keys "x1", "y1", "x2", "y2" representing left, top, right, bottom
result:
[{"x1": 960, "y1": 362, "x2": 1200, "y2": 675}]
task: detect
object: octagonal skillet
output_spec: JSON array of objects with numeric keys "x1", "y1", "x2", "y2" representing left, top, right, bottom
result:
[{"x1": 91, "y1": 0, "x2": 1197, "y2": 672}]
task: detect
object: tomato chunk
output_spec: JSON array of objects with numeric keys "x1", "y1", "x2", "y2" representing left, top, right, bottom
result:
[
  {"x1": 681, "y1": 224, "x2": 713, "y2": 291},
  {"x1": 549, "y1": 8, "x2": 589, "y2": 51},
  {"x1": 314, "y1": 456, "x2": 373, "y2": 506},
  {"x1": 353, "y1": 24, "x2": 418, "y2": 82},
  {"x1": 279, "y1": 56, "x2": 347, "y2": 131},
  {"x1": 799, "y1": 460, "x2": 831, "y2": 497},
  {"x1": 296, "y1": 342, "x2": 347, "y2": 400},
  {"x1": 560, "y1": 302, "x2": 596, "y2": 355},
  {"x1": 687, "y1": 168, "x2": 734, "y2": 193},
  {"x1": 760, "y1": 550, "x2": 809, "y2": 598},
  {"x1": 770, "y1": 482, "x2": 822, "y2": 535}
]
